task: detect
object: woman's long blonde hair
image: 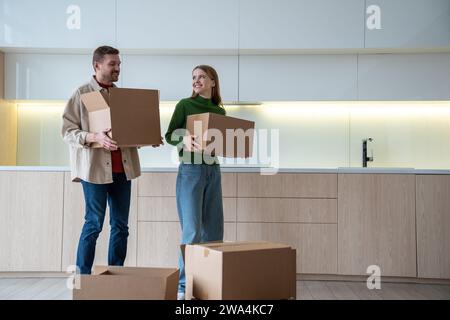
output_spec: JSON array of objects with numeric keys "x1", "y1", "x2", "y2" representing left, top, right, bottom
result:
[{"x1": 191, "y1": 65, "x2": 223, "y2": 107}]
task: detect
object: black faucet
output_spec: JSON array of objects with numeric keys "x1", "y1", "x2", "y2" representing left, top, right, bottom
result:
[{"x1": 362, "y1": 138, "x2": 374, "y2": 167}]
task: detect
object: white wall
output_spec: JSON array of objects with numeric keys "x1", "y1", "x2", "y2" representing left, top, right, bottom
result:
[
  {"x1": 16, "y1": 104, "x2": 69, "y2": 166},
  {"x1": 348, "y1": 102, "x2": 450, "y2": 169}
]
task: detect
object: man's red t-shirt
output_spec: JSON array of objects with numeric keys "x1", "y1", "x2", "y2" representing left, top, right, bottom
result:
[{"x1": 95, "y1": 78, "x2": 124, "y2": 173}]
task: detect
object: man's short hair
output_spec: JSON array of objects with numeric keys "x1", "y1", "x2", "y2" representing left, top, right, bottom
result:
[{"x1": 92, "y1": 45, "x2": 120, "y2": 66}]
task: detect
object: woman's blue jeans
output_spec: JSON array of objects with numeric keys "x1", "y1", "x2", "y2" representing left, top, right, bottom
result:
[{"x1": 176, "y1": 163, "x2": 224, "y2": 293}]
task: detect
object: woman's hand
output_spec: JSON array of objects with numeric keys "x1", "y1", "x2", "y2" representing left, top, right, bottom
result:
[{"x1": 183, "y1": 135, "x2": 201, "y2": 152}]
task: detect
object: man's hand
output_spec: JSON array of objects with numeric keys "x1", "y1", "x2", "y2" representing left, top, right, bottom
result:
[
  {"x1": 87, "y1": 128, "x2": 118, "y2": 151},
  {"x1": 152, "y1": 136, "x2": 165, "y2": 148},
  {"x1": 183, "y1": 135, "x2": 201, "y2": 152}
]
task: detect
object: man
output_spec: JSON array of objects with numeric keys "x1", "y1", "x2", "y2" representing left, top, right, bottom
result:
[{"x1": 62, "y1": 45, "x2": 157, "y2": 274}]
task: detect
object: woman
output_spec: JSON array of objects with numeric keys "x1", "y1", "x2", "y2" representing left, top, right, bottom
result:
[{"x1": 165, "y1": 65, "x2": 226, "y2": 300}]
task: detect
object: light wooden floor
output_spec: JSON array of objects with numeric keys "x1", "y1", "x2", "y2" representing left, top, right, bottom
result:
[{"x1": 1, "y1": 278, "x2": 450, "y2": 300}]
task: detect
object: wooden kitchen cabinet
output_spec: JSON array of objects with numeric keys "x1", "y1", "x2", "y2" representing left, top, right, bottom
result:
[
  {"x1": 237, "y1": 198, "x2": 337, "y2": 223},
  {"x1": 4, "y1": 169, "x2": 449, "y2": 279},
  {"x1": 237, "y1": 173, "x2": 337, "y2": 198},
  {"x1": 133, "y1": 168, "x2": 343, "y2": 274},
  {"x1": 138, "y1": 197, "x2": 236, "y2": 223},
  {"x1": 237, "y1": 222, "x2": 337, "y2": 274},
  {"x1": 416, "y1": 175, "x2": 450, "y2": 279},
  {"x1": 236, "y1": 173, "x2": 338, "y2": 274},
  {"x1": 338, "y1": 174, "x2": 416, "y2": 277},
  {"x1": 136, "y1": 172, "x2": 237, "y2": 267},
  {"x1": 137, "y1": 222, "x2": 236, "y2": 267},
  {"x1": 138, "y1": 172, "x2": 236, "y2": 197},
  {"x1": 137, "y1": 172, "x2": 237, "y2": 222},
  {"x1": 0, "y1": 171, "x2": 64, "y2": 271},
  {"x1": 138, "y1": 173, "x2": 177, "y2": 197},
  {"x1": 137, "y1": 222, "x2": 180, "y2": 268}
]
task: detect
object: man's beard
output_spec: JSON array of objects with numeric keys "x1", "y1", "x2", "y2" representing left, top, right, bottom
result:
[{"x1": 110, "y1": 72, "x2": 120, "y2": 82}]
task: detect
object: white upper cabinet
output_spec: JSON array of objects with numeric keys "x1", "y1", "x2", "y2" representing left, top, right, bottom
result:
[
  {"x1": 0, "y1": 0, "x2": 115, "y2": 48},
  {"x1": 5, "y1": 53, "x2": 93, "y2": 100},
  {"x1": 365, "y1": 0, "x2": 450, "y2": 48},
  {"x1": 358, "y1": 53, "x2": 450, "y2": 100},
  {"x1": 5, "y1": 52, "x2": 238, "y2": 101},
  {"x1": 116, "y1": 0, "x2": 239, "y2": 50},
  {"x1": 1, "y1": 0, "x2": 448, "y2": 51},
  {"x1": 120, "y1": 55, "x2": 238, "y2": 102},
  {"x1": 239, "y1": 55, "x2": 358, "y2": 101},
  {"x1": 239, "y1": 0, "x2": 365, "y2": 50}
]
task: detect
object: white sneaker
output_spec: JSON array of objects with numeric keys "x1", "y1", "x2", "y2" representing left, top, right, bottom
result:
[{"x1": 177, "y1": 292, "x2": 185, "y2": 300}]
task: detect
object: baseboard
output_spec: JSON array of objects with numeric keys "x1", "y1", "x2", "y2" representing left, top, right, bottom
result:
[
  {"x1": 1, "y1": 271, "x2": 449, "y2": 285},
  {"x1": 297, "y1": 273, "x2": 450, "y2": 285},
  {"x1": 0, "y1": 272, "x2": 68, "y2": 278}
]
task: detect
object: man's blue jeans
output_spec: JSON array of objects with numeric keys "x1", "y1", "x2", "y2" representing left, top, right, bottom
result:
[
  {"x1": 76, "y1": 172, "x2": 131, "y2": 274},
  {"x1": 176, "y1": 163, "x2": 224, "y2": 294}
]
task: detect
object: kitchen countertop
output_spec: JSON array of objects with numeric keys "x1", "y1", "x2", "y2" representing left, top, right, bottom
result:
[{"x1": 1, "y1": 166, "x2": 450, "y2": 174}]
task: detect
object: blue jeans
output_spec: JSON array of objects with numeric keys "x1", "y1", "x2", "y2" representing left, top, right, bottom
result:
[
  {"x1": 176, "y1": 163, "x2": 224, "y2": 293},
  {"x1": 76, "y1": 172, "x2": 131, "y2": 274}
]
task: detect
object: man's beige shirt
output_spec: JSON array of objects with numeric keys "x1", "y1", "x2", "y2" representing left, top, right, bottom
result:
[{"x1": 62, "y1": 77, "x2": 141, "y2": 184}]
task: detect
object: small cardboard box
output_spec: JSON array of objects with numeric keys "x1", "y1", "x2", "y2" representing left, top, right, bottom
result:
[
  {"x1": 80, "y1": 88, "x2": 161, "y2": 147},
  {"x1": 185, "y1": 241, "x2": 296, "y2": 300},
  {"x1": 72, "y1": 266, "x2": 179, "y2": 300},
  {"x1": 186, "y1": 112, "x2": 255, "y2": 158}
]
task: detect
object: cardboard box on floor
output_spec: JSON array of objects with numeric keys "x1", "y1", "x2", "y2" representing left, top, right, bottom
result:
[
  {"x1": 72, "y1": 266, "x2": 179, "y2": 300},
  {"x1": 184, "y1": 241, "x2": 296, "y2": 300},
  {"x1": 80, "y1": 88, "x2": 161, "y2": 148},
  {"x1": 186, "y1": 112, "x2": 255, "y2": 158}
]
